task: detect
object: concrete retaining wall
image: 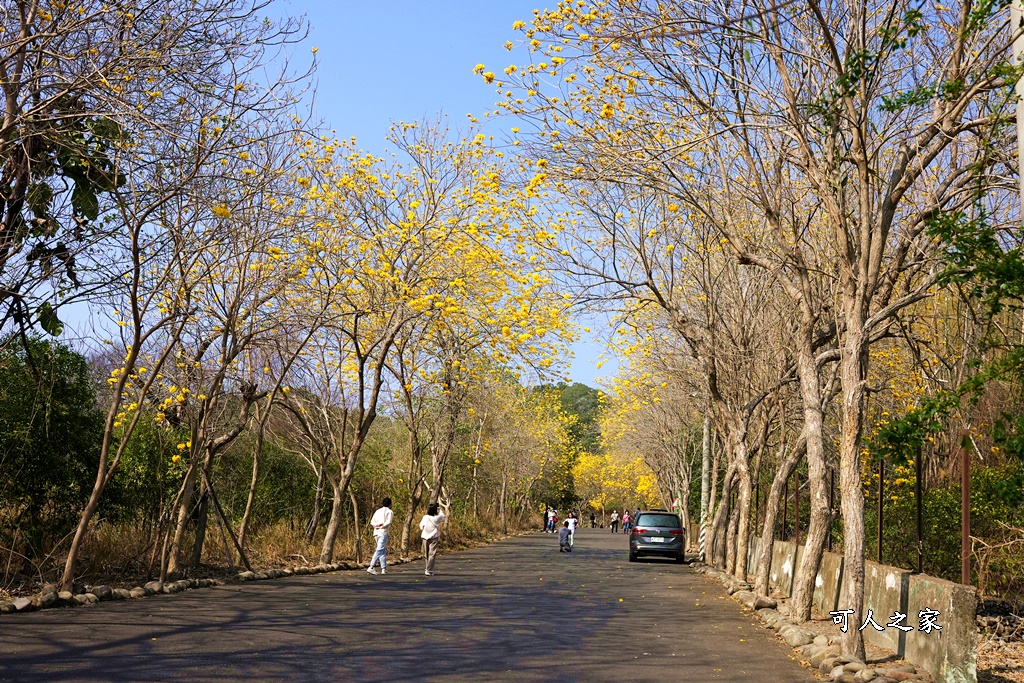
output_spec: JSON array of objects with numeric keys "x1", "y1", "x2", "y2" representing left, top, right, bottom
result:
[
  {"x1": 746, "y1": 536, "x2": 977, "y2": 683},
  {"x1": 904, "y1": 572, "x2": 978, "y2": 683},
  {"x1": 813, "y1": 549, "x2": 843, "y2": 616}
]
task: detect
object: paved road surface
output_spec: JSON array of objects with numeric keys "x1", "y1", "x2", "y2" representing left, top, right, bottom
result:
[{"x1": 1, "y1": 528, "x2": 815, "y2": 682}]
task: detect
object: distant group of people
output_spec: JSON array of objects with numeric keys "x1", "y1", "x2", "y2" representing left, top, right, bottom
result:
[
  {"x1": 546, "y1": 506, "x2": 646, "y2": 537},
  {"x1": 364, "y1": 497, "x2": 447, "y2": 577},
  {"x1": 609, "y1": 508, "x2": 642, "y2": 533},
  {"x1": 545, "y1": 505, "x2": 647, "y2": 554}
]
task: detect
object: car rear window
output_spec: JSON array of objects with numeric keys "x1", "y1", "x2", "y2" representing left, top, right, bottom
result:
[{"x1": 637, "y1": 514, "x2": 680, "y2": 528}]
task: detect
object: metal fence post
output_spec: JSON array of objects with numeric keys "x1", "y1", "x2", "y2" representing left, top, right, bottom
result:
[
  {"x1": 961, "y1": 433, "x2": 971, "y2": 585},
  {"x1": 916, "y1": 444, "x2": 923, "y2": 574},
  {"x1": 877, "y1": 458, "x2": 884, "y2": 564}
]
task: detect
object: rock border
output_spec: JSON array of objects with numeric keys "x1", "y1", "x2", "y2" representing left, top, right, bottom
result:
[
  {"x1": 0, "y1": 555, "x2": 425, "y2": 617},
  {"x1": 691, "y1": 562, "x2": 932, "y2": 683}
]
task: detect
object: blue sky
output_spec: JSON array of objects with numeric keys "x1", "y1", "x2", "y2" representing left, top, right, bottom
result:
[{"x1": 278, "y1": 0, "x2": 616, "y2": 387}]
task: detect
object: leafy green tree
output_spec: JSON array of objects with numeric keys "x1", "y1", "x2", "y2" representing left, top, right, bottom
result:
[
  {"x1": 0, "y1": 338, "x2": 103, "y2": 567},
  {"x1": 555, "y1": 382, "x2": 603, "y2": 455}
]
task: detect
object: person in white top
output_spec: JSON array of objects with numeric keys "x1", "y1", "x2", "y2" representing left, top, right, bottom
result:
[
  {"x1": 566, "y1": 513, "x2": 578, "y2": 547},
  {"x1": 366, "y1": 497, "x2": 393, "y2": 575},
  {"x1": 419, "y1": 503, "x2": 446, "y2": 576}
]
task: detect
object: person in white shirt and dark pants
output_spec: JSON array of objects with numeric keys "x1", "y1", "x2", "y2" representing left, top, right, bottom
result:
[
  {"x1": 419, "y1": 503, "x2": 446, "y2": 576},
  {"x1": 367, "y1": 497, "x2": 393, "y2": 575}
]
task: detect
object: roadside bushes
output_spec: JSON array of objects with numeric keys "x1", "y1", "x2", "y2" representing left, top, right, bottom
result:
[
  {"x1": 861, "y1": 462, "x2": 1024, "y2": 600},
  {"x1": 0, "y1": 339, "x2": 102, "y2": 576}
]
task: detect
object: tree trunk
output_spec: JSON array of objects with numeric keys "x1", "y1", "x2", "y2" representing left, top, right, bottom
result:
[
  {"x1": 189, "y1": 485, "x2": 210, "y2": 569},
  {"x1": 790, "y1": 326, "x2": 833, "y2": 622},
  {"x1": 319, "y1": 433, "x2": 365, "y2": 564},
  {"x1": 711, "y1": 467, "x2": 735, "y2": 568},
  {"x1": 398, "y1": 393, "x2": 425, "y2": 556},
  {"x1": 238, "y1": 421, "x2": 265, "y2": 550},
  {"x1": 726, "y1": 488, "x2": 741, "y2": 574},
  {"x1": 500, "y1": 475, "x2": 508, "y2": 534},
  {"x1": 305, "y1": 464, "x2": 325, "y2": 543},
  {"x1": 213, "y1": 498, "x2": 235, "y2": 568},
  {"x1": 838, "y1": 325, "x2": 869, "y2": 660},
  {"x1": 700, "y1": 415, "x2": 712, "y2": 524},
  {"x1": 348, "y1": 487, "x2": 362, "y2": 564},
  {"x1": 399, "y1": 477, "x2": 424, "y2": 556},
  {"x1": 167, "y1": 449, "x2": 202, "y2": 577},
  {"x1": 707, "y1": 438, "x2": 725, "y2": 562},
  {"x1": 319, "y1": 477, "x2": 344, "y2": 564},
  {"x1": 188, "y1": 443, "x2": 220, "y2": 570},
  {"x1": 679, "y1": 488, "x2": 692, "y2": 547},
  {"x1": 61, "y1": 472, "x2": 109, "y2": 591},
  {"x1": 732, "y1": 436, "x2": 754, "y2": 580},
  {"x1": 754, "y1": 436, "x2": 805, "y2": 596}
]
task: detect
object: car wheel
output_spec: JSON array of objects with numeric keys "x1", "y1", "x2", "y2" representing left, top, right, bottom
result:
[{"x1": 629, "y1": 551, "x2": 637, "y2": 562}]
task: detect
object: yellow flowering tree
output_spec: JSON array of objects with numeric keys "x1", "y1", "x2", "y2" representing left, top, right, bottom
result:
[{"x1": 280, "y1": 121, "x2": 572, "y2": 563}]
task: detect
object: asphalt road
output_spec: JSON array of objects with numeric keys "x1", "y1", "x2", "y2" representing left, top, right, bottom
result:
[{"x1": 0, "y1": 528, "x2": 816, "y2": 682}]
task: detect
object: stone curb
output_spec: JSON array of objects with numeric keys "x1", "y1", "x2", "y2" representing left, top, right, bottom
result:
[
  {"x1": 0, "y1": 577, "x2": 219, "y2": 616},
  {"x1": 0, "y1": 529, "x2": 535, "y2": 618},
  {"x1": 689, "y1": 562, "x2": 931, "y2": 683},
  {"x1": 0, "y1": 558, "x2": 426, "y2": 617}
]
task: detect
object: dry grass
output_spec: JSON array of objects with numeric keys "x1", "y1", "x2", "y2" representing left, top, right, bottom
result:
[
  {"x1": 75, "y1": 521, "x2": 156, "y2": 581},
  {"x1": 244, "y1": 523, "x2": 334, "y2": 567},
  {"x1": 0, "y1": 512, "x2": 538, "y2": 597}
]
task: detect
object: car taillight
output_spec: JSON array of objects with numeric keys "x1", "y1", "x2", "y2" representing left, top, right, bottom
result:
[
  {"x1": 633, "y1": 528, "x2": 646, "y2": 534},
  {"x1": 670, "y1": 529, "x2": 683, "y2": 535}
]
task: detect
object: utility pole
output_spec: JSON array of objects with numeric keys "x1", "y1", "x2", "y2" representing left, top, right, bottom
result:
[{"x1": 699, "y1": 414, "x2": 712, "y2": 561}]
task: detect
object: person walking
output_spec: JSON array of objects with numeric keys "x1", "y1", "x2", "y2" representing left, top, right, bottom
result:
[
  {"x1": 622, "y1": 510, "x2": 631, "y2": 534},
  {"x1": 419, "y1": 502, "x2": 446, "y2": 576},
  {"x1": 610, "y1": 510, "x2": 619, "y2": 534},
  {"x1": 566, "y1": 512, "x2": 578, "y2": 548},
  {"x1": 590, "y1": 512, "x2": 596, "y2": 528},
  {"x1": 366, "y1": 497, "x2": 393, "y2": 575}
]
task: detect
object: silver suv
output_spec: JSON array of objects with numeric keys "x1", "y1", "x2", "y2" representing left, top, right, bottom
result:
[{"x1": 628, "y1": 511, "x2": 686, "y2": 563}]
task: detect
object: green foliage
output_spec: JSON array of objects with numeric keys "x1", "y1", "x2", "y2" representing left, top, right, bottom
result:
[
  {"x1": 100, "y1": 410, "x2": 187, "y2": 525},
  {"x1": 966, "y1": 0, "x2": 1010, "y2": 33},
  {"x1": 812, "y1": 7, "x2": 928, "y2": 117},
  {"x1": 928, "y1": 209, "x2": 1024, "y2": 316},
  {"x1": 36, "y1": 303, "x2": 64, "y2": 337},
  {"x1": 27, "y1": 105, "x2": 125, "y2": 223},
  {"x1": 3, "y1": 101, "x2": 127, "y2": 340},
  {"x1": 524, "y1": 382, "x2": 604, "y2": 510},
  {"x1": 872, "y1": 199, "x2": 1024, "y2": 472},
  {"x1": 863, "y1": 463, "x2": 1024, "y2": 598},
  {"x1": 555, "y1": 381, "x2": 603, "y2": 454},
  {"x1": 215, "y1": 432, "x2": 319, "y2": 530},
  {"x1": 0, "y1": 338, "x2": 103, "y2": 560},
  {"x1": 535, "y1": 448, "x2": 578, "y2": 510}
]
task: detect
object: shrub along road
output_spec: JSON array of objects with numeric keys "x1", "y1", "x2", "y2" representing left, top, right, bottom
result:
[{"x1": 0, "y1": 528, "x2": 815, "y2": 682}]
